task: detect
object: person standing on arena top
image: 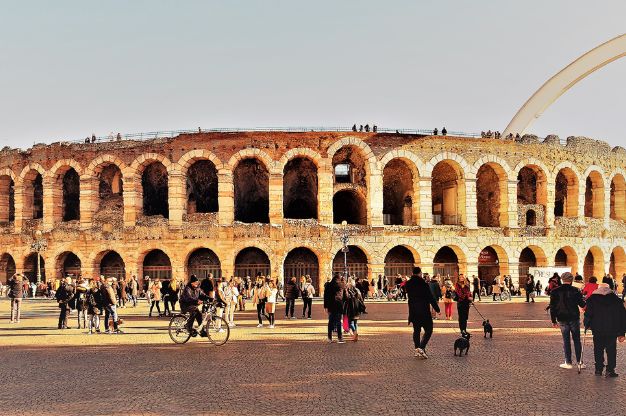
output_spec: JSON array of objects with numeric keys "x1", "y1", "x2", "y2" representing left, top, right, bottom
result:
[{"x1": 406, "y1": 267, "x2": 440, "y2": 359}]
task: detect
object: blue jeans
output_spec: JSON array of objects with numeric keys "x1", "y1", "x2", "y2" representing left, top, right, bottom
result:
[
  {"x1": 349, "y1": 319, "x2": 358, "y2": 332},
  {"x1": 327, "y1": 312, "x2": 343, "y2": 340},
  {"x1": 105, "y1": 305, "x2": 119, "y2": 330},
  {"x1": 559, "y1": 320, "x2": 581, "y2": 364}
]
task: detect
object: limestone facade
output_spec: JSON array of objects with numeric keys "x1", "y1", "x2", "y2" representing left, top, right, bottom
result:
[{"x1": 0, "y1": 132, "x2": 625, "y2": 292}]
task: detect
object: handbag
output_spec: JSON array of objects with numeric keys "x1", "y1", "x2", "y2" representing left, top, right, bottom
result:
[{"x1": 343, "y1": 315, "x2": 349, "y2": 332}]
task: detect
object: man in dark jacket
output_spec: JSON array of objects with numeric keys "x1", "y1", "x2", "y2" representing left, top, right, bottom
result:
[
  {"x1": 406, "y1": 267, "x2": 440, "y2": 359},
  {"x1": 550, "y1": 272, "x2": 586, "y2": 369},
  {"x1": 8, "y1": 274, "x2": 25, "y2": 323},
  {"x1": 584, "y1": 283, "x2": 626, "y2": 377},
  {"x1": 55, "y1": 277, "x2": 75, "y2": 329},
  {"x1": 102, "y1": 278, "x2": 122, "y2": 334},
  {"x1": 284, "y1": 277, "x2": 299, "y2": 319},
  {"x1": 471, "y1": 275, "x2": 481, "y2": 302},
  {"x1": 324, "y1": 273, "x2": 347, "y2": 343},
  {"x1": 180, "y1": 275, "x2": 209, "y2": 334}
]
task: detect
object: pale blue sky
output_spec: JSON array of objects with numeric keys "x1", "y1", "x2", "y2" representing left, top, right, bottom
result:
[{"x1": 0, "y1": 0, "x2": 624, "y2": 148}]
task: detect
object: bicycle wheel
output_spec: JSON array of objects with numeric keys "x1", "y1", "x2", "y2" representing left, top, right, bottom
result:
[
  {"x1": 206, "y1": 315, "x2": 230, "y2": 346},
  {"x1": 168, "y1": 314, "x2": 191, "y2": 344}
]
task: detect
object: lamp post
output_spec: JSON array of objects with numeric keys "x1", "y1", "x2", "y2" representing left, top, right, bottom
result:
[
  {"x1": 30, "y1": 230, "x2": 47, "y2": 284},
  {"x1": 340, "y1": 220, "x2": 349, "y2": 280}
]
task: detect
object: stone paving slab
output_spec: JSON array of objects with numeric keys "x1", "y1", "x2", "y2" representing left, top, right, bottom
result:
[{"x1": 0, "y1": 297, "x2": 624, "y2": 415}]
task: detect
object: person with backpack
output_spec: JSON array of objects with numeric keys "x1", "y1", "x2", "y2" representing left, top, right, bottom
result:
[
  {"x1": 549, "y1": 272, "x2": 586, "y2": 369},
  {"x1": 546, "y1": 273, "x2": 560, "y2": 296},
  {"x1": 345, "y1": 279, "x2": 365, "y2": 342},
  {"x1": 284, "y1": 277, "x2": 299, "y2": 319},
  {"x1": 584, "y1": 283, "x2": 626, "y2": 377},
  {"x1": 301, "y1": 277, "x2": 316, "y2": 319}
]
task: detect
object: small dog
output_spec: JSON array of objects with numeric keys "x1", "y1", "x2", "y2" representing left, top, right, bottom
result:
[
  {"x1": 482, "y1": 320, "x2": 493, "y2": 338},
  {"x1": 453, "y1": 331, "x2": 471, "y2": 356}
]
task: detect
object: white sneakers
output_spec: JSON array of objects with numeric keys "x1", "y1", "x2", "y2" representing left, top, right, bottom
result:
[
  {"x1": 560, "y1": 363, "x2": 573, "y2": 369},
  {"x1": 415, "y1": 348, "x2": 429, "y2": 359},
  {"x1": 269, "y1": 325, "x2": 275, "y2": 329},
  {"x1": 256, "y1": 324, "x2": 263, "y2": 328}
]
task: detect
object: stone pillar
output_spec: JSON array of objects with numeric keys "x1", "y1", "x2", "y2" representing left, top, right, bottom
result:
[
  {"x1": 318, "y1": 164, "x2": 333, "y2": 224},
  {"x1": 80, "y1": 176, "x2": 94, "y2": 230},
  {"x1": 14, "y1": 182, "x2": 24, "y2": 232},
  {"x1": 123, "y1": 175, "x2": 138, "y2": 227},
  {"x1": 370, "y1": 263, "x2": 385, "y2": 284},
  {"x1": 369, "y1": 172, "x2": 384, "y2": 226},
  {"x1": 418, "y1": 177, "x2": 433, "y2": 227},
  {"x1": 421, "y1": 262, "x2": 435, "y2": 277},
  {"x1": 269, "y1": 172, "x2": 283, "y2": 225},
  {"x1": 218, "y1": 168, "x2": 234, "y2": 225},
  {"x1": 465, "y1": 178, "x2": 477, "y2": 229},
  {"x1": 577, "y1": 182, "x2": 586, "y2": 225},
  {"x1": 509, "y1": 261, "x2": 522, "y2": 287},
  {"x1": 0, "y1": 176, "x2": 10, "y2": 224},
  {"x1": 603, "y1": 185, "x2": 611, "y2": 228},
  {"x1": 507, "y1": 180, "x2": 519, "y2": 228},
  {"x1": 465, "y1": 261, "x2": 478, "y2": 279},
  {"x1": 544, "y1": 178, "x2": 555, "y2": 228},
  {"x1": 42, "y1": 176, "x2": 54, "y2": 231},
  {"x1": 168, "y1": 170, "x2": 185, "y2": 228}
]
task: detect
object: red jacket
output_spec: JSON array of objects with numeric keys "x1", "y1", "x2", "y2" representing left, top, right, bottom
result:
[{"x1": 455, "y1": 283, "x2": 472, "y2": 302}]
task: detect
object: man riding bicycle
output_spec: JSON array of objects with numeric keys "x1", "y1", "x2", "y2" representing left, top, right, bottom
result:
[{"x1": 179, "y1": 275, "x2": 210, "y2": 336}]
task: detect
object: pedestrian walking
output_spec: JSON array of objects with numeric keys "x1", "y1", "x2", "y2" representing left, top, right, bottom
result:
[
  {"x1": 284, "y1": 277, "x2": 299, "y2": 319},
  {"x1": 265, "y1": 280, "x2": 278, "y2": 329},
  {"x1": 471, "y1": 275, "x2": 481, "y2": 302},
  {"x1": 103, "y1": 277, "x2": 122, "y2": 334},
  {"x1": 161, "y1": 279, "x2": 172, "y2": 317},
  {"x1": 200, "y1": 274, "x2": 215, "y2": 300},
  {"x1": 129, "y1": 275, "x2": 139, "y2": 307},
  {"x1": 345, "y1": 279, "x2": 365, "y2": 342},
  {"x1": 7, "y1": 273, "x2": 25, "y2": 323},
  {"x1": 428, "y1": 275, "x2": 442, "y2": 319},
  {"x1": 584, "y1": 283, "x2": 626, "y2": 377},
  {"x1": 301, "y1": 277, "x2": 316, "y2": 319},
  {"x1": 149, "y1": 279, "x2": 163, "y2": 317},
  {"x1": 86, "y1": 279, "x2": 104, "y2": 334},
  {"x1": 549, "y1": 272, "x2": 586, "y2": 369},
  {"x1": 119, "y1": 278, "x2": 128, "y2": 308},
  {"x1": 74, "y1": 278, "x2": 89, "y2": 329},
  {"x1": 455, "y1": 275, "x2": 472, "y2": 334},
  {"x1": 406, "y1": 267, "x2": 440, "y2": 359},
  {"x1": 169, "y1": 278, "x2": 179, "y2": 312},
  {"x1": 226, "y1": 279, "x2": 237, "y2": 327},
  {"x1": 252, "y1": 276, "x2": 268, "y2": 327},
  {"x1": 324, "y1": 273, "x2": 347, "y2": 343},
  {"x1": 492, "y1": 276, "x2": 503, "y2": 301},
  {"x1": 442, "y1": 277, "x2": 454, "y2": 320},
  {"x1": 525, "y1": 274, "x2": 535, "y2": 302},
  {"x1": 582, "y1": 276, "x2": 599, "y2": 299},
  {"x1": 55, "y1": 277, "x2": 75, "y2": 329}
]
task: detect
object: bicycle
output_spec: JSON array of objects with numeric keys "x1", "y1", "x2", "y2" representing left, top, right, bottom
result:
[
  {"x1": 500, "y1": 287, "x2": 511, "y2": 302},
  {"x1": 168, "y1": 300, "x2": 230, "y2": 346}
]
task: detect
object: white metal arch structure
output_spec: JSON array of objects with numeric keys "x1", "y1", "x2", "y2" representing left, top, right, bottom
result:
[{"x1": 503, "y1": 34, "x2": 626, "y2": 137}]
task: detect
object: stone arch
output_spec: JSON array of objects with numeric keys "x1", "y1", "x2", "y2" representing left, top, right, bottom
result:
[
  {"x1": 515, "y1": 160, "x2": 549, "y2": 205},
  {"x1": 129, "y1": 153, "x2": 173, "y2": 175},
  {"x1": 137, "y1": 159, "x2": 170, "y2": 218},
  {"x1": 84, "y1": 155, "x2": 127, "y2": 218},
  {"x1": 332, "y1": 244, "x2": 371, "y2": 280},
  {"x1": 283, "y1": 156, "x2": 319, "y2": 220},
  {"x1": 554, "y1": 164, "x2": 580, "y2": 218},
  {"x1": 503, "y1": 34, "x2": 626, "y2": 136},
  {"x1": 429, "y1": 157, "x2": 466, "y2": 226},
  {"x1": 186, "y1": 246, "x2": 223, "y2": 280},
  {"x1": 0, "y1": 169, "x2": 16, "y2": 224},
  {"x1": 185, "y1": 159, "x2": 219, "y2": 215},
  {"x1": 583, "y1": 246, "x2": 605, "y2": 280},
  {"x1": 55, "y1": 251, "x2": 82, "y2": 279},
  {"x1": 94, "y1": 250, "x2": 127, "y2": 280},
  {"x1": 609, "y1": 171, "x2": 626, "y2": 221},
  {"x1": 234, "y1": 247, "x2": 272, "y2": 278},
  {"x1": 177, "y1": 149, "x2": 224, "y2": 174},
  {"x1": 278, "y1": 148, "x2": 325, "y2": 171},
  {"x1": 378, "y1": 238, "x2": 421, "y2": 266},
  {"x1": 476, "y1": 161, "x2": 509, "y2": 227},
  {"x1": 609, "y1": 246, "x2": 626, "y2": 280},
  {"x1": 85, "y1": 154, "x2": 129, "y2": 178},
  {"x1": 478, "y1": 245, "x2": 510, "y2": 282},
  {"x1": 140, "y1": 248, "x2": 173, "y2": 280},
  {"x1": 23, "y1": 252, "x2": 46, "y2": 283},
  {"x1": 333, "y1": 189, "x2": 367, "y2": 225},
  {"x1": 432, "y1": 245, "x2": 467, "y2": 281},
  {"x1": 384, "y1": 245, "x2": 418, "y2": 277},
  {"x1": 227, "y1": 149, "x2": 276, "y2": 174},
  {"x1": 18, "y1": 164, "x2": 45, "y2": 221},
  {"x1": 583, "y1": 168, "x2": 605, "y2": 219},
  {"x1": 327, "y1": 137, "x2": 377, "y2": 173},
  {"x1": 554, "y1": 246, "x2": 579, "y2": 274},
  {"x1": 233, "y1": 157, "x2": 270, "y2": 223},
  {"x1": 283, "y1": 247, "x2": 320, "y2": 288},
  {"x1": 518, "y1": 245, "x2": 548, "y2": 279},
  {"x1": 49, "y1": 162, "x2": 82, "y2": 223},
  {"x1": 382, "y1": 156, "x2": 420, "y2": 226},
  {"x1": 0, "y1": 253, "x2": 16, "y2": 284}
]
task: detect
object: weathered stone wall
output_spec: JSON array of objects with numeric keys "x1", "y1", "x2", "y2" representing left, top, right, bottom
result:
[{"x1": 1, "y1": 132, "x2": 625, "y2": 290}]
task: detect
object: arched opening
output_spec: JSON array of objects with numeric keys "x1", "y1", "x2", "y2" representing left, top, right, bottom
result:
[
  {"x1": 384, "y1": 246, "x2": 416, "y2": 277},
  {"x1": 234, "y1": 247, "x2": 271, "y2": 278},
  {"x1": 518, "y1": 246, "x2": 547, "y2": 279},
  {"x1": 187, "y1": 248, "x2": 222, "y2": 280},
  {"x1": 0, "y1": 253, "x2": 16, "y2": 284},
  {"x1": 583, "y1": 247, "x2": 604, "y2": 281},
  {"x1": 476, "y1": 163, "x2": 507, "y2": 227},
  {"x1": 143, "y1": 249, "x2": 172, "y2": 280},
  {"x1": 610, "y1": 174, "x2": 626, "y2": 221},
  {"x1": 584, "y1": 171, "x2": 605, "y2": 219},
  {"x1": 431, "y1": 160, "x2": 464, "y2": 225},
  {"x1": 99, "y1": 251, "x2": 126, "y2": 279},
  {"x1": 284, "y1": 247, "x2": 319, "y2": 289},
  {"x1": 234, "y1": 158, "x2": 269, "y2": 223},
  {"x1": 97, "y1": 163, "x2": 124, "y2": 215},
  {"x1": 332, "y1": 245, "x2": 369, "y2": 279},
  {"x1": 526, "y1": 209, "x2": 537, "y2": 226},
  {"x1": 23, "y1": 253, "x2": 45, "y2": 283},
  {"x1": 22, "y1": 170, "x2": 43, "y2": 221},
  {"x1": 383, "y1": 159, "x2": 416, "y2": 226},
  {"x1": 433, "y1": 246, "x2": 460, "y2": 281},
  {"x1": 554, "y1": 168, "x2": 579, "y2": 218},
  {"x1": 186, "y1": 160, "x2": 218, "y2": 215},
  {"x1": 55, "y1": 167, "x2": 81, "y2": 222},
  {"x1": 478, "y1": 246, "x2": 502, "y2": 284},
  {"x1": 332, "y1": 146, "x2": 367, "y2": 187},
  {"x1": 0, "y1": 175, "x2": 15, "y2": 224},
  {"x1": 609, "y1": 247, "x2": 626, "y2": 280},
  {"x1": 141, "y1": 162, "x2": 169, "y2": 218},
  {"x1": 517, "y1": 165, "x2": 547, "y2": 226},
  {"x1": 555, "y1": 247, "x2": 579, "y2": 274},
  {"x1": 333, "y1": 190, "x2": 367, "y2": 225},
  {"x1": 283, "y1": 157, "x2": 318, "y2": 220},
  {"x1": 56, "y1": 252, "x2": 82, "y2": 279}
]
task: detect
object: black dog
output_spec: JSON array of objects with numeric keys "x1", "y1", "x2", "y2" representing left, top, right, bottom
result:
[
  {"x1": 453, "y1": 331, "x2": 471, "y2": 356},
  {"x1": 482, "y1": 320, "x2": 493, "y2": 338}
]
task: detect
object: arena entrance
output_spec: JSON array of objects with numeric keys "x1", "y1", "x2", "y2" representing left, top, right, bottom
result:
[
  {"x1": 187, "y1": 248, "x2": 222, "y2": 280},
  {"x1": 332, "y1": 246, "x2": 369, "y2": 280},
  {"x1": 234, "y1": 247, "x2": 271, "y2": 278},
  {"x1": 433, "y1": 246, "x2": 460, "y2": 281},
  {"x1": 283, "y1": 247, "x2": 319, "y2": 289},
  {"x1": 384, "y1": 246, "x2": 416, "y2": 277},
  {"x1": 0, "y1": 253, "x2": 16, "y2": 284},
  {"x1": 100, "y1": 251, "x2": 126, "y2": 279},
  {"x1": 143, "y1": 249, "x2": 172, "y2": 280},
  {"x1": 478, "y1": 246, "x2": 500, "y2": 284}
]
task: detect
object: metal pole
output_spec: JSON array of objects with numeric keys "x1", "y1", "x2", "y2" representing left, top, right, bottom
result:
[{"x1": 36, "y1": 249, "x2": 41, "y2": 284}]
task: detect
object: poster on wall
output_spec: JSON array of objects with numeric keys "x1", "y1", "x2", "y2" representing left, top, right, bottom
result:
[{"x1": 528, "y1": 267, "x2": 572, "y2": 294}]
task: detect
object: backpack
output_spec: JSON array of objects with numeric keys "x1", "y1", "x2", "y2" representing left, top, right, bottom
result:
[{"x1": 301, "y1": 284, "x2": 310, "y2": 299}]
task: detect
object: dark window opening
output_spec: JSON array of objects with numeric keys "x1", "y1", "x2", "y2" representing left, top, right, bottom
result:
[
  {"x1": 186, "y1": 160, "x2": 218, "y2": 214},
  {"x1": 100, "y1": 251, "x2": 126, "y2": 279},
  {"x1": 234, "y1": 159, "x2": 269, "y2": 223},
  {"x1": 188, "y1": 248, "x2": 222, "y2": 280},
  {"x1": 142, "y1": 162, "x2": 169, "y2": 218},
  {"x1": 284, "y1": 157, "x2": 318, "y2": 220},
  {"x1": 333, "y1": 190, "x2": 366, "y2": 225},
  {"x1": 383, "y1": 159, "x2": 414, "y2": 225},
  {"x1": 234, "y1": 247, "x2": 271, "y2": 278},
  {"x1": 526, "y1": 209, "x2": 537, "y2": 226},
  {"x1": 62, "y1": 168, "x2": 80, "y2": 222}
]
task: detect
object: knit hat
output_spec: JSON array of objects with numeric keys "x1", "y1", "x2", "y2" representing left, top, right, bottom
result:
[{"x1": 189, "y1": 275, "x2": 199, "y2": 284}]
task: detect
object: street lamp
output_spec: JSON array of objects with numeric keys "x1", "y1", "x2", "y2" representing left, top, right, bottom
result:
[
  {"x1": 340, "y1": 220, "x2": 349, "y2": 280},
  {"x1": 30, "y1": 230, "x2": 48, "y2": 284}
]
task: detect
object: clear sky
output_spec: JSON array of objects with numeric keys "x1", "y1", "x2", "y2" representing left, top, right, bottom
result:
[{"x1": 0, "y1": 0, "x2": 624, "y2": 148}]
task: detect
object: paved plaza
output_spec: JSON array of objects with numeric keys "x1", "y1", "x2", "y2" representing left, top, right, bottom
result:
[{"x1": 0, "y1": 297, "x2": 624, "y2": 415}]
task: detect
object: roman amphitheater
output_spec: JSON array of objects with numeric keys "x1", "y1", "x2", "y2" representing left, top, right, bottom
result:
[{"x1": 0, "y1": 130, "x2": 625, "y2": 292}]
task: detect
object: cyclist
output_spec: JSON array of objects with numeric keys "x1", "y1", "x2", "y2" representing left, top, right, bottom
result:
[{"x1": 180, "y1": 275, "x2": 210, "y2": 336}]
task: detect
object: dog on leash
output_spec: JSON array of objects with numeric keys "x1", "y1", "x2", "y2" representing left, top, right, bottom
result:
[
  {"x1": 482, "y1": 320, "x2": 493, "y2": 338},
  {"x1": 453, "y1": 331, "x2": 471, "y2": 356}
]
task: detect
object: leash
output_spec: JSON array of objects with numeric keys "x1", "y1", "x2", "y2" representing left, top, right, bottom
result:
[{"x1": 471, "y1": 302, "x2": 487, "y2": 321}]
